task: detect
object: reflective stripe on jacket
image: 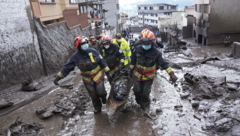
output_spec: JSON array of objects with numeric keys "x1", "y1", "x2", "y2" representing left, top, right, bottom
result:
[
  {"x1": 59, "y1": 48, "x2": 109, "y2": 84},
  {"x1": 130, "y1": 45, "x2": 169, "y2": 81},
  {"x1": 112, "y1": 38, "x2": 131, "y2": 65}
]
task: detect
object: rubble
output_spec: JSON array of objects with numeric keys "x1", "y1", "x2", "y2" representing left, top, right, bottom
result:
[
  {"x1": 0, "y1": 100, "x2": 13, "y2": 110},
  {"x1": 183, "y1": 72, "x2": 240, "y2": 135},
  {"x1": 9, "y1": 117, "x2": 44, "y2": 136},
  {"x1": 36, "y1": 85, "x2": 90, "y2": 119},
  {"x1": 22, "y1": 79, "x2": 42, "y2": 91}
]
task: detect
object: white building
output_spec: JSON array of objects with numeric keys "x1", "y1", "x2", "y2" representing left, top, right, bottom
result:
[
  {"x1": 158, "y1": 12, "x2": 183, "y2": 30},
  {"x1": 103, "y1": 0, "x2": 121, "y2": 32},
  {"x1": 137, "y1": 3, "x2": 178, "y2": 26},
  {"x1": 182, "y1": 6, "x2": 195, "y2": 27}
]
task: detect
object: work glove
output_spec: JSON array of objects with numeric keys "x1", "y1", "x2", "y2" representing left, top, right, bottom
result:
[
  {"x1": 170, "y1": 73, "x2": 178, "y2": 83},
  {"x1": 53, "y1": 75, "x2": 62, "y2": 85},
  {"x1": 106, "y1": 72, "x2": 113, "y2": 84}
]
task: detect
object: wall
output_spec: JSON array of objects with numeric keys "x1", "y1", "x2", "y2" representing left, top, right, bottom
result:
[
  {"x1": 103, "y1": 0, "x2": 119, "y2": 32},
  {"x1": 207, "y1": 0, "x2": 240, "y2": 44},
  {"x1": 209, "y1": 0, "x2": 240, "y2": 33},
  {"x1": 35, "y1": 20, "x2": 102, "y2": 74},
  {"x1": 158, "y1": 12, "x2": 183, "y2": 29},
  {"x1": 183, "y1": 25, "x2": 193, "y2": 39},
  {"x1": 0, "y1": 0, "x2": 43, "y2": 90}
]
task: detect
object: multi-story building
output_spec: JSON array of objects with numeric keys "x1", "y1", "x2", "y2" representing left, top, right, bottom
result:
[
  {"x1": 137, "y1": 3, "x2": 178, "y2": 26},
  {"x1": 193, "y1": 0, "x2": 240, "y2": 45},
  {"x1": 29, "y1": 0, "x2": 104, "y2": 28},
  {"x1": 182, "y1": 6, "x2": 195, "y2": 39},
  {"x1": 120, "y1": 13, "x2": 128, "y2": 20},
  {"x1": 103, "y1": 0, "x2": 121, "y2": 32}
]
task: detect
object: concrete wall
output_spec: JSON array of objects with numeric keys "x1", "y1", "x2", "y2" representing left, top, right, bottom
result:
[
  {"x1": 183, "y1": 25, "x2": 193, "y2": 39},
  {"x1": 103, "y1": 0, "x2": 119, "y2": 32},
  {"x1": 0, "y1": 0, "x2": 43, "y2": 90},
  {"x1": 208, "y1": 0, "x2": 240, "y2": 33},
  {"x1": 158, "y1": 12, "x2": 183, "y2": 29},
  {"x1": 207, "y1": 0, "x2": 240, "y2": 44},
  {"x1": 35, "y1": 21, "x2": 102, "y2": 74}
]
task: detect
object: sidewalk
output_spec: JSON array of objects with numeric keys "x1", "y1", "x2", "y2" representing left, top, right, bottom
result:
[{"x1": 0, "y1": 71, "x2": 79, "y2": 117}]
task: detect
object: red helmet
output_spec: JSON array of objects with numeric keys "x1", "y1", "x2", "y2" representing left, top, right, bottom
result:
[
  {"x1": 101, "y1": 36, "x2": 111, "y2": 45},
  {"x1": 142, "y1": 31, "x2": 155, "y2": 39},
  {"x1": 141, "y1": 29, "x2": 149, "y2": 37},
  {"x1": 74, "y1": 35, "x2": 88, "y2": 48}
]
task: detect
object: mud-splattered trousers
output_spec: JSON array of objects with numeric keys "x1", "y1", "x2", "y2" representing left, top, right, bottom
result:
[
  {"x1": 100, "y1": 43, "x2": 125, "y2": 80},
  {"x1": 57, "y1": 48, "x2": 110, "y2": 110},
  {"x1": 130, "y1": 45, "x2": 174, "y2": 110}
]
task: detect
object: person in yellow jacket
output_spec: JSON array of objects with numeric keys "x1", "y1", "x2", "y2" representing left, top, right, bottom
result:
[{"x1": 112, "y1": 33, "x2": 131, "y2": 67}]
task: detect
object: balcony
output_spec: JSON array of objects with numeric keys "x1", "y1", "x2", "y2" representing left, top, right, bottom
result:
[{"x1": 194, "y1": 0, "x2": 210, "y2": 4}]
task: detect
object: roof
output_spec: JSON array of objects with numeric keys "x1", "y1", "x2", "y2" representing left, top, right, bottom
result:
[
  {"x1": 138, "y1": 3, "x2": 177, "y2": 7},
  {"x1": 138, "y1": 9, "x2": 178, "y2": 14}
]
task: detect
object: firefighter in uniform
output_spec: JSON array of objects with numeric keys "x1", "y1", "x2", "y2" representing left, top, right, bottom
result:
[
  {"x1": 129, "y1": 31, "x2": 178, "y2": 110},
  {"x1": 224, "y1": 36, "x2": 231, "y2": 47},
  {"x1": 100, "y1": 36, "x2": 125, "y2": 79},
  {"x1": 112, "y1": 33, "x2": 131, "y2": 69},
  {"x1": 132, "y1": 29, "x2": 164, "y2": 51},
  {"x1": 53, "y1": 35, "x2": 112, "y2": 113}
]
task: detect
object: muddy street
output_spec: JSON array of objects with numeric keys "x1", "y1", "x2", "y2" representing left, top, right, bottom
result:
[{"x1": 1, "y1": 44, "x2": 239, "y2": 136}]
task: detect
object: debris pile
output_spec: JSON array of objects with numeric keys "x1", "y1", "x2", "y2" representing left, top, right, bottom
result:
[
  {"x1": 182, "y1": 73, "x2": 240, "y2": 135},
  {"x1": 22, "y1": 79, "x2": 42, "y2": 91},
  {"x1": 9, "y1": 117, "x2": 44, "y2": 136},
  {"x1": 36, "y1": 85, "x2": 91, "y2": 119}
]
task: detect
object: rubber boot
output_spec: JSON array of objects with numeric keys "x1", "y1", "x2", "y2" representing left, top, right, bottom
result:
[
  {"x1": 102, "y1": 98, "x2": 106, "y2": 104},
  {"x1": 94, "y1": 108, "x2": 102, "y2": 114}
]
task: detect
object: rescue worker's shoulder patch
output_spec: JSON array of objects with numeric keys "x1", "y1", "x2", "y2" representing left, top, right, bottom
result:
[
  {"x1": 122, "y1": 44, "x2": 125, "y2": 47},
  {"x1": 99, "y1": 54, "x2": 103, "y2": 59}
]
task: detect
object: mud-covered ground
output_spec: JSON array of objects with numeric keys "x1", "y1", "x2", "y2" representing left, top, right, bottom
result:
[{"x1": 1, "y1": 43, "x2": 240, "y2": 136}]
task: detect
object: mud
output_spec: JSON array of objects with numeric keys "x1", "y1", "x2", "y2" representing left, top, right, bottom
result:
[
  {"x1": 0, "y1": 43, "x2": 240, "y2": 136},
  {"x1": 9, "y1": 117, "x2": 44, "y2": 136}
]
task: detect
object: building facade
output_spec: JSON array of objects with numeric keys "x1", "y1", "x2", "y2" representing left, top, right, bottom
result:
[
  {"x1": 120, "y1": 13, "x2": 128, "y2": 20},
  {"x1": 137, "y1": 3, "x2": 178, "y2": 26},
  {"x1": 182, "y1": 6, "x2": 195, "y2": 39},
  {"x1": 102, "y1": 0, "x2": 121, "y2": 32},
  {"x1": 193, "y1": 0, "x2": 240, "y2": 45}
]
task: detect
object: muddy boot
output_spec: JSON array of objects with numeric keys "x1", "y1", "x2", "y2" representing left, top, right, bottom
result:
[
  {"x1": 102, "y1": 98, "x2": 106, "y2": 104},
  {"x1": 94, "y1": 108, "x2": 102, "y2": 114}
]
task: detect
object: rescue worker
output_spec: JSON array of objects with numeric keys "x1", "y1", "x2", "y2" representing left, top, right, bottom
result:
[
  {"x1": 224, "y1": 36, "x2": 231, "y2": 47},
  {"x1": 129, "y1": 31, "x2": 178, "y2": 111},
  {"x1": 99, "y1": 36, "x2": 125, "y2": 80},
  {"x1": 132, "y1": 29, "x2": 163, "y2": 51},
  {"x1": 112, "y1": 33, "x2": 131, "y2": 69},
  {"x1": 53, "y1": 35, "x2": 112, "y2": 113},
  {"x1": 88, "y1": 35, "x2": 101, "y2": 51},
  {"x1": 174, "y1": 41, "x2": 179, "y2": 52}
]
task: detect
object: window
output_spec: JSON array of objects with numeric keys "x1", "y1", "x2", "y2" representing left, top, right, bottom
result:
[
  {"x1": 155, "y1": 14, "x2": 157, "y2": 17},
  {"x1": 116, "y1": 4, "x2": 119, "y2": 10},
  {"x1": 43, "y1": 20, "x2": 54, "y2": 25},
  {"x1": 171, "y1": 6, "x2": 176, "y2": 9},
  {"x1": 144, "y1": 7, "x2": 147, "y2": 10},
  {"x1": 138, "y1": 7, "x2": 141, "y2": 10},
  {"x1": 159, "y1": 6, "x2": 164, "y2": 10},
  {"x1": 151, "y1": 14, "x2": 154, "y2": 16},
  {"x1": 125, "y1": 15, "x2": 128, "y2": 18},
  {"x1": 150, "y1": 7, "x2": 153, "y2": 10}
]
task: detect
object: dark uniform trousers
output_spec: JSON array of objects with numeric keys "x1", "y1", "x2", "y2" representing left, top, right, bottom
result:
[
  {"x1": 133, "y1": 79, "x2": 153, "y2": 110},
  {"x1": 83, "y1": 78, "x2": 106, "y2": 111}
]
